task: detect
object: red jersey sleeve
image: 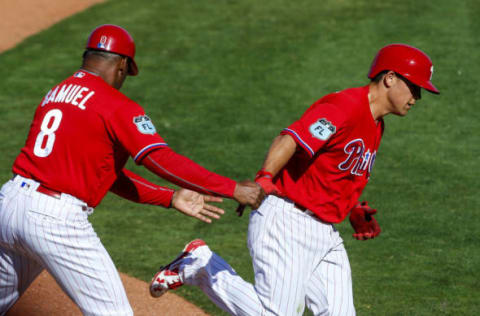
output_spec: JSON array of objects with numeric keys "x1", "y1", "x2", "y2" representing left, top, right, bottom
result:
[
  {"x1": 110, "y1": 168, "x2": 175, "y2": 208},
  {"x1": 141, "y1": 148, "x2": 236, "y2": 198},
  {"x1": 107, "y1": 100, "x2": 168, "y2": 163},
  {"x1": 281, "y1": 102, "x2": 346, "y2": 157}
]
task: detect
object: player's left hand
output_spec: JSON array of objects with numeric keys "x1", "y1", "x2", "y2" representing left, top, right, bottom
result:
[
  {"x1": 349, "y1": 201, "x2": 381, "y2": 240},
  {"x1": 172, "y1": 188, "x2": 225, "y2": 223}
]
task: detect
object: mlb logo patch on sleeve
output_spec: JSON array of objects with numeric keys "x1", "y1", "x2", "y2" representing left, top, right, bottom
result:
[
  {"x1": 309, "y1": 118, "x2": 336, "y2": 141},
  {"x1": 133, "y1": 115, "x2": 157, "y2": 135}
]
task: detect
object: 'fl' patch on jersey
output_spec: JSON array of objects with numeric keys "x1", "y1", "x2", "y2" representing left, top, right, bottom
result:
[
  {"x1": 309, "y1": 118, "x2": 336, "y2": 141},
  {"x1": 133, "y1": 115, "x2": 156, "y2": 135}
]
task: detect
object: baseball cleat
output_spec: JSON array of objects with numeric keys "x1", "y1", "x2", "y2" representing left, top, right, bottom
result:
[{"x1": 149, "y1": 239, "x2": 206, "y2": 298}]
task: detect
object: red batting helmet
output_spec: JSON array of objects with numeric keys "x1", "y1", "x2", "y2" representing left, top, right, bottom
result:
[
  {"x1": 86, "y1": 24, "x2": 138, "y2": 76},
  {"x1": 368, "y1": 44, "x2": 439, "y2": 94}
]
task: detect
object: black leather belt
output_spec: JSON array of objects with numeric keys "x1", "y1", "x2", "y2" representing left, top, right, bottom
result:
[
  {"x1": 294, "y1": 202, "x2": 320, "y2": 221},
  {"x1": 294, "y1": 202, "x2": 307, "y2": 212}
]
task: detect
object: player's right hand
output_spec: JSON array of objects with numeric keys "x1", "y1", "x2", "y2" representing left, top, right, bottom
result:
[
  {"x1": 233, "y1": 180, "x2": 265, "y2": 211},
  {"x1": 254, "y1": 169, "x2": 282, "y2": 196}
]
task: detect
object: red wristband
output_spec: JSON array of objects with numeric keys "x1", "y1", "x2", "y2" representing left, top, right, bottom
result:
[{"x1": 255, "y1": 169, "x2": 273, "y2": 180}]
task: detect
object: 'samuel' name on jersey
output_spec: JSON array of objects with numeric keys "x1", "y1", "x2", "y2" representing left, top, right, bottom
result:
[{"x1": 41, "y1": 83, "x2": 95, "y2": 110}]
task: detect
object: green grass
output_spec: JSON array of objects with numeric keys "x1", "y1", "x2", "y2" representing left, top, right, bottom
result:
[{"x1": 1, "y1": 0, "x2": 479, "y2": 315}]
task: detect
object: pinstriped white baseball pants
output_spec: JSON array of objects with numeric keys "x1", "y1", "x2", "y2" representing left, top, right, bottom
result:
[
  {"x1": 181, "y1": 195, "x2": 355, "y2": 316},
  {"x1": 0, "y1": 176, "x2": 132, "y2": 316}
]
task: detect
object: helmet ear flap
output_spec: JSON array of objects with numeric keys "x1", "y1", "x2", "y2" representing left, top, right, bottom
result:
[
  {"x1": 86, "y1": 25, "x2": 138, "y2": 76},
  {"x1": 367, "y1": 44, "x2": 439, "y2": 94}
]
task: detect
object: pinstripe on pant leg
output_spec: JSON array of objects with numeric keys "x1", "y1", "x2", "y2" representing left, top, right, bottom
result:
[
  {"x1": 0, "y1": 248, "x2": 44, "y2": 315},
  {"x1": 22, "y1": 199, "x2": 132, "y2": 316},
  {"x1": 0, "y1": 181, "x2": 44, "y2": 315},
  {"x1": 306, "y1": 236, "x2": 355, "y2": 316},
  {"x1": 1, "y1": 178, "x2": 133, "y2": 316},
  {"x1": 248, "y1": 196, "x2": 323, "y2": 316},
  {"x1": 181, "y1": 245, "x2": 264, "y2": 316},
  {"x1": 177, "y1": 195, "x2": 352, "y2": 316}
]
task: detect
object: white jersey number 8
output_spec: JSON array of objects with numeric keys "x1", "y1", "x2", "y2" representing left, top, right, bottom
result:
[{"x1": 33, "y1": 109, "x2": 63, "y2": 157}]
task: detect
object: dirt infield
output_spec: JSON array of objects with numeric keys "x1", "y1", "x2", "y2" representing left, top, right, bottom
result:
[
  {"x1": 0, "y1": 0, "x2": 100, "y2": 52},
  {"x1": 6, "y1": 271, "x2": 209, "y2": 316},
  {"x1": 1, "y1": 1, "x2": 209, "y2": 315}
]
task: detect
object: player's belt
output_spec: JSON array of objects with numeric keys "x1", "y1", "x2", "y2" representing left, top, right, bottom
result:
[
  {"x1": 293, "y1": 202, "x2": 317, "y2": 218},
  {"x1": 12, "y1": 173, "x2": 61, "y2": 199},
  {"x1": 294, "y1": 202, "x2": 307, "y2": 212},
  {"x1": 36, "y1": 184, "x2": 62, "y2": 199}
]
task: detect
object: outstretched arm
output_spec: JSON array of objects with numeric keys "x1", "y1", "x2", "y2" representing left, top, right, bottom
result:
[
  {"x1": 110, "y1": 168, "x2": 174, "y2": 207},
  {"x1": 141, "y1": 147, "x2": 264, "y2": 209},
  {"x1": 110, "y1": 169, "x2": 225, "y2": 223},
  {"x1": 171, "y1": 189, "x2": 225, "y2": 223}
]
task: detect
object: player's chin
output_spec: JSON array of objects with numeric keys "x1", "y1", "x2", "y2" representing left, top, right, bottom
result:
[
  {"x1": 392, "y1": 110, "x2": 408, "y2": 117},
  {"x1": 394, "y1": 106, "x2": 410, "y2": 116}
]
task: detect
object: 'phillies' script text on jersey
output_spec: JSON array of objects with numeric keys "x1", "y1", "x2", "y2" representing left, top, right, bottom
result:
[{"x1": 338, "y1": 139, "x2": 377, "y2": 176}]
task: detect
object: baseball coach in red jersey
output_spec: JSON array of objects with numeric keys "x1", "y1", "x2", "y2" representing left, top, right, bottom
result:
[
  {"x1": 149, "y1": 44, "x2": 439, "y2": 316},
  {"x1": 0, "y1": 24, "x2": 263, "y2": 315}
]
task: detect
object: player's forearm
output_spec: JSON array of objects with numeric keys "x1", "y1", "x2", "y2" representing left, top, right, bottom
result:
[
  {"x1": 110, "y1": 168, "x2": 175, "y2": 208},
  {"x1": 260, "y1": 134, "x2": 297, "y2": 176},
  {"x1": 141, "y1": 148, "x2": 236, "y2": 198}
]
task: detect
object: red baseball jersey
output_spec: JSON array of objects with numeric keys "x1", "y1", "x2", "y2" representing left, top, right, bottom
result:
[
  {"x1": 13, "y1": 71, "x2": 183, "y2": 207},
  {"x1": 276, "y1": 85, "x2": 384, "y2": 223}
]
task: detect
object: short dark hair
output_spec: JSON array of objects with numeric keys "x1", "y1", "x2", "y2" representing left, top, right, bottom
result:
[
  {"x1": 371, "y1": 70, "x2": 389, "y2": 83},
  {"x1": 82, "y1": 49, "x2": 122, "y2": 62},
  {"x1": 372, "y1": 70, "x2": 421, "y2": 100}
]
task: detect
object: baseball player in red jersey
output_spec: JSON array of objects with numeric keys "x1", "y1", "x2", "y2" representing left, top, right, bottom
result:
[
  {"x1": 0, "y1": 24, "x2": 263, "y2": 315},
  {"x1": 150, "y1": 44, "x2": 439, "y2": 315}
]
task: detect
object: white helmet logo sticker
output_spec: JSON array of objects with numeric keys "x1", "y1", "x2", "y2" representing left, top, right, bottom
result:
[{"x1": 97, "y1": 36, "x2": 107, "y2": 49}]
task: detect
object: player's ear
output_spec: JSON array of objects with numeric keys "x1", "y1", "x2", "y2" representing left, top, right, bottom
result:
[
  {"x1": 118, "y1": 57, "x2": 129, "y2": 75},
  {"x1": 113, "y1": 55, "x2": 128, "y2": 77},
  {"x1": 112, "y1": 56, "x2": 129, "y2": 89},
  {"x1": 383, "y1": 71, "x2": 396, "y2": 89}
]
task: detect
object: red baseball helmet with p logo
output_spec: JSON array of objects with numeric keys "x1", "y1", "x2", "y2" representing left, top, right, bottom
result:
[
  {"x1": 86, "y1": 24, "x2": 138, "y2": 76},
  {"x1": 368, "y1": 44, "x2": 439, "y2": 94}
]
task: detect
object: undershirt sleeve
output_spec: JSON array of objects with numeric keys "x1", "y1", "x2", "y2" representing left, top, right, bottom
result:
[
  {"x1": 140, "y1": 147, "x2": 236, "y2": 198},
  {"x1": 110, "y1": 168, "x2": 175, "y2": 208}
]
